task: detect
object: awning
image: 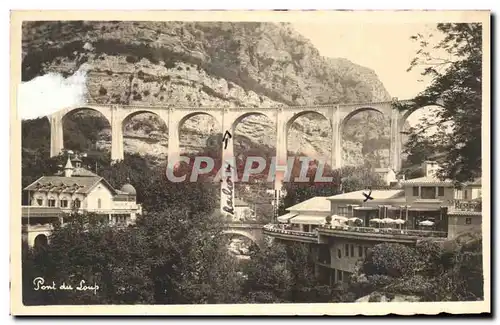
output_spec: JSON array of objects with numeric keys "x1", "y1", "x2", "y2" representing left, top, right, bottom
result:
[
  {"x1": 290, "y1": 215, "x2": 327, "y2": 225},
  {"x1": 277, "y1": 212, "x2": 298, "y2": 223},
  {"x1": 407, "y1": 208, "x2": 441, "y2": 212},
  {"x1": 354, "y1": 206, "x2": 378, "y2": 211}
]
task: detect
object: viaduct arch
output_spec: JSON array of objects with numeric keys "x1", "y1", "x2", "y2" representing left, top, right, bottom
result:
[{"x1": 222, "y1": 223, "x2": 268, "y2": 249}]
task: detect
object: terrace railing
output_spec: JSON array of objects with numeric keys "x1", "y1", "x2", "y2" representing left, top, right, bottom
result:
[
  {"x1": 319, "y1": 224, "x2": 447, "y2": 238},
  {"x1": 262, "y1": 224, "x2": 318, "y2": 238}
]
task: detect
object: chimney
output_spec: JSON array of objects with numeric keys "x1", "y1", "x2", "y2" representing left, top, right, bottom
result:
[
  {"x1": 422, "y1": 160, "x2": 440, "y2": 177},
  {"x1": 64, "y1": 156, "x2": 74, "y2": 177}
]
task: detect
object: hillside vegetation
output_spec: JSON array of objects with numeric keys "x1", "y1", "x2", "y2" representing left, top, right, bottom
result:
[{"x1": 22, "y1": 21, "x2": 394, "y2": 167}]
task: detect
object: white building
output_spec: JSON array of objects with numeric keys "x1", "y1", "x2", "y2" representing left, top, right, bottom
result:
[
  {"x1": 22, "y1": 155, "x2": 142, "y2": 248},
  {"x1": 373, "y1": 167, "x2": 397, "y2": 186}
]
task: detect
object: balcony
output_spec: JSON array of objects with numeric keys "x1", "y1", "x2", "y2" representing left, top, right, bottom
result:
[
  {"x1": 317, "y1": 224, "x2": 447, "y2": 244},
  {"x1": 262, "y1": 224, "x2": 319, "y2": 243}
]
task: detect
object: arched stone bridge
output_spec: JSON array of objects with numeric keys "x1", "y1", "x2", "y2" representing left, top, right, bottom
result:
[
  {"x1": 48, "y1": 99, "x2": 425, "y2": 173},
  {"x1": 222, "y1": 223, "x2": 267, "y2": 249}
]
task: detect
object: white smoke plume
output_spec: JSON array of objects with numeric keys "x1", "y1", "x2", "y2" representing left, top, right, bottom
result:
[{"x1": 18, "y1": 64, "x2": 90, "y2": 120}]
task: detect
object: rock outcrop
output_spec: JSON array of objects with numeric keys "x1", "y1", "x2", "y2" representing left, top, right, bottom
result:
[{"x1": 22, "y1": 21, "x2": 393, "y2": 166}]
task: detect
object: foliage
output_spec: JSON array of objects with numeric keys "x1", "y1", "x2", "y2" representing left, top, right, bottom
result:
[
  {"x1": 362, "y1": 243, "x2": 419, "y2": 278},
  {"x1": 348, "y1": 232, "x2": 484, "y2": 301},
  {"x1": 23, "y1": 185, "x2": 242, "y2": 305},
  {"x1": 242, "y1": 241, "x2": 345, "y2": 303},
  {"x1": 400, "y1": 23, "x2": 482, "y2": 182}
]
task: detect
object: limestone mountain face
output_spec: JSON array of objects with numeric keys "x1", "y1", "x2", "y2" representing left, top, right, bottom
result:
[{"x1": 22, "y1": 21, "x2": 393, "y2": 166}]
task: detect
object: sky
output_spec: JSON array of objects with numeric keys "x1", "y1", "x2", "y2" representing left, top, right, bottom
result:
[
  {"x1": 292, "y1": 22, "x2": 437, "y2": 100},
  {"x1": 18, "y1": 22, "x2": 441, "y2": 125}
]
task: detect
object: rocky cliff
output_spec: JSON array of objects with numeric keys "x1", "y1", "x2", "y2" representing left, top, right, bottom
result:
[{"x1": 22, "y1": 21, "x2": 393, "y2": 166}]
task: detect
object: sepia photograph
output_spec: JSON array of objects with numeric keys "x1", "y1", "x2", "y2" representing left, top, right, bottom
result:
[{"x1": 9, "y1": 10, "x2": 490, "y2": 315}]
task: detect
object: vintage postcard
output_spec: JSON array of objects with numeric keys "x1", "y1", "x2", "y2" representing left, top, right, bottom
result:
[{"x1": 10, "y1": 10, "x2": 490, "y2": 316}]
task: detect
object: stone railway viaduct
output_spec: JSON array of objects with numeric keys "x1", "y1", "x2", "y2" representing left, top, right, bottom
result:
[{"x1": 49, "y1": 98, "x2": 425, "y2": 173}]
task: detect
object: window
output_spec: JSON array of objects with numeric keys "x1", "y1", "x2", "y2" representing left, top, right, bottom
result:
[
  {"x1": 60, "y1": 200, "x2": 68, "y2": 208},
  {"x1": 48, "y1": 199, "x2": 56, "y2": 207},
  {"x1": 358, "y1": 246, "x2": 363, "y2": 258},
  {"x1": 337, "y1": 249, "x2": 342, "y2": 259},
  {"x1": 36, "y1": 199, "x2": 43, "y2": 206},
  {"x1": 466, "y1": 218, "x2": 472, "y2": 225},
  {"x1": 344, "y1": 244, "x2": 349, "y2": 256},
  {"x1": 464, "y1": 190, "x2": 468, "y2": 200},
  {"x1": 319, "y1": 246, "x2": 331, "y2": 264},
  {"x1": 337, "y1": 269, "x2": 343, "y2": 282},
  {"x1": 338, "y1": 207, "x2": 349, "y2": 216},
  {"x1": 364, "y1": 247, "x2": 369, "y2": 257},
  {"x1": 413, "y1": 187, "x2": 419, "y2": 196},
  {"x1": 438, "y1": 187, "x2": 445, "y2": 196},
  {"x1": 350, "y1": 244, "x2": 354, "y2": 257},
  {"x1": 421, "y1": 186, "x2": 436, "y2": 199},
  {"x1": 97, "y1": 198, "x2": 102, "y2": 209},
  {"x1": 73, "y1": 199, "x2": 81, "y2": 209}
]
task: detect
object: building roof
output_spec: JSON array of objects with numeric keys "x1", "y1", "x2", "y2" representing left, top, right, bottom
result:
[
  {"x1": 120, "y1": 183, "x2": 137, "y2": 196},
  {"x1": 464, "y1": 178, "x2": 482, "y2": 187},
  {"x1": 24, "y1": 176, "x2": 115, "y2": 195},
  {"x1": 72, "y1": 167, "x2": 98, "y2": 177},
  {"x1": 400, "y1": 175, "x2": 453, "y2": 186},
  {"x1": 287, "y1": 197, "x2": 331, "y2": 212},
  {"x1": 290, "y1": 215, "x2": 327, "y2": 225},
  {"x1": 64, "y1": 157, "x2": 72, "y2": 169},
  {"x1": 56, "y1": 167, "x2": 98, "y2": 177},
  {"x1": 374, "y1": 167, "x2": 394, "y2": 173},
  {"x1": 327, "y1": 189, "x2": 405, "y2": 202}
]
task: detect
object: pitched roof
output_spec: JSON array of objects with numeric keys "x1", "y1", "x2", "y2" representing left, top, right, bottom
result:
[
  {"x1": 72, "y1": 167, "x2": 99, "y2": 177},
  {"x1": 64, "y1": 157, "x2": 72, "y2": 169},
  {"x1": 24, "y1": 176, "x2": 108, "y2": 194},
  {"x1": 400, "y1": 175, "x2": 453, "y2": 186},
  {"x1": 327, "y1": 190, "x2": 405, "y2": 201},
  {"x1": 287, "y1": 197, "x2": 331, "y2": 212},
  {"x1": 374, "y1": 168, "x2": 394, "y2": 173},
  {"x1": 56, "y1": 167, "x2": 99, "y2": 177},
  {"x1": 465, "y1": 178, "x2": 482, "y2": 187}
]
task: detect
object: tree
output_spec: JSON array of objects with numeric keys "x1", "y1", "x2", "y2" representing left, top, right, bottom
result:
[
  {"x1": 242, "y1": 241, "x2": 345, "y2": 303},
  {"x1": 242, "y1": 241, "x2": 292, "y2": 302},
  {"x1": 399, "y1": 23, "x2": 482, "y2": 182},
  {"x1": 362, "y1": 243, "x2": 420, "y2": 278},
  {"x1": 22, "y1": 178, "x2": 244, "y2": 305}
]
